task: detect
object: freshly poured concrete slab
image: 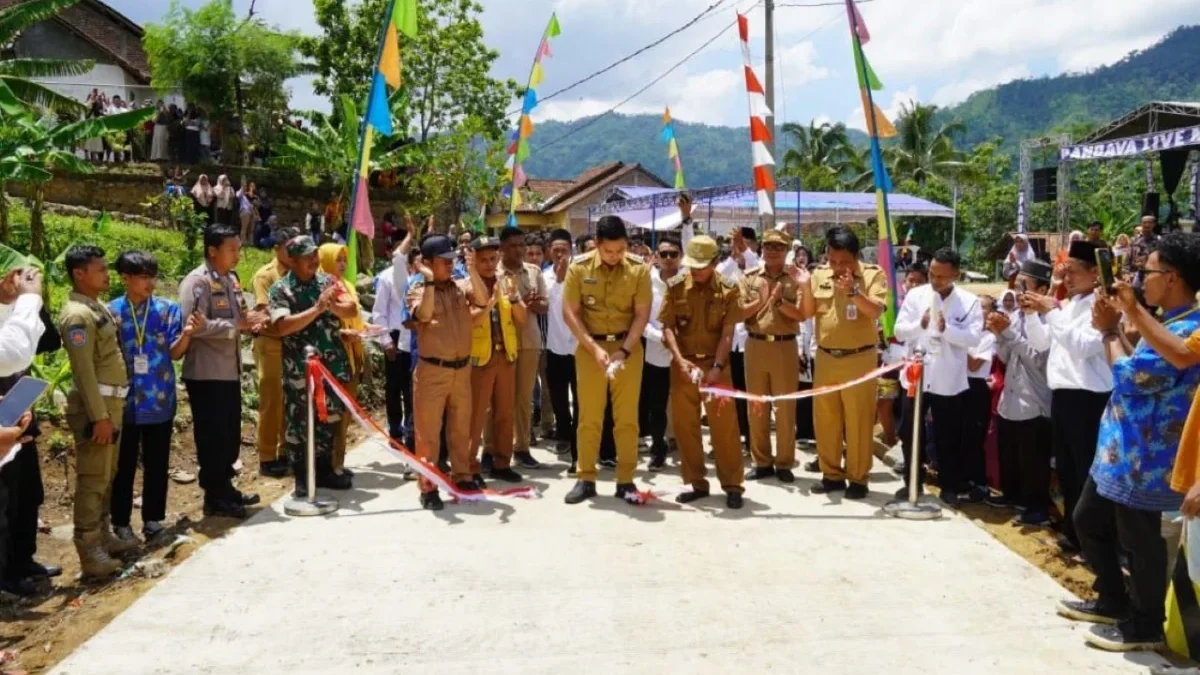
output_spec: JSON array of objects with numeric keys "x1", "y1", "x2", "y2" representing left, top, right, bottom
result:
[{"x1": 50, "y1": 438, "x2": 1168, "y2": 675}]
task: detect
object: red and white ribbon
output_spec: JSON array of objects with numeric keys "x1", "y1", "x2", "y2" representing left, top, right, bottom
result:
[
  {"x1": 699, "y1": 360, "x2": 905, "y2": 403},
  {"x1": 305, "y1": 357, "x2": 539, "y2": 503}
]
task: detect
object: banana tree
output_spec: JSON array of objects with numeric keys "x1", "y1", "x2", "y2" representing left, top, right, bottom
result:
[{"x1": 0, "y1": 0, "x2": 93, "y2": 113}]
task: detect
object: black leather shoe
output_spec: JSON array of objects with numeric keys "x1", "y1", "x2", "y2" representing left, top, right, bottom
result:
[
  {"x1": 1, "y1": 577, "x2": 38, "y2": 598},
  {"x1": 204, "y1": 500, "x2": 248, "y2": 519},
  {"x1": 564, "y1": 480, "x2": 597, "y2": 504},
  {"x1": 258, "y1": 460, "x2": 289, "y2": 478},
  {"x1": 24, "y1": 561, "x2": 62, "y2": 579},
  {"x1": 614, "y1": 483, "x2": 639, "y2": 500},
  {"x1": 436, "y1": 461, "x2": 451, "y2": 474},
  {"x1": 675, "y1": 488, "x2": 710, "y2": 504},
  {"x1": 238, "y1": 492, "x2": 262, "y2": 506},
  {"x1": 648, "y1": 454, "x2": 667, "y2": 471},
  {"x1": 810, "y1": 478, "x2": 848, "y2": 494},
  {"x1": 481, "y1": 454, "x2": 494, "y2": 473},
  {"x1": 803, "y1": 458, "x2": 821, "y2": 472},
  {"x1": 455, "y1": 480, "x2": 481, "y2": 492},
  {"x1": 317, "y1": 471, "x2": 353, "y2": 490},
  {"x1": 746, "y1": 466, "x2": 775, "y2": 480},
  {"x1": 420, "y1": 491, "x2": 444, "y2": 511},
  {"x1": 726, "y1": 492, "x2": 744, "y2": 509},
  {"x1": 489, "y1": 467, "x2": 523, "y2": 483},
  {"x1": 514, "y1": 452, "x2": 542, "y2": 470},
  {"x1": 473, "y1": 473, "x2": 488, "y2": 489},
  {"x1": 845, "y1": 482, "x2": 869, "y2": 500},
  {"x1": 554, "y1": 441, "x2": 571, "y2": 456},
  {"x1": 776, "y1": 469, "x2": 795, "y2": 483}
]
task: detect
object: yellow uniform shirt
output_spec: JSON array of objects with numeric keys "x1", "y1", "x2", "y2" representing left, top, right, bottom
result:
[
  {"x1": 563, "y1": 251, "x2": 651, "y2": 336},
  {"x1": 811, "y1": 263, "x2": 889, "y2": 350},
  {"x1": 659, "y1": 272, "x2": 739, "y2": 357}
]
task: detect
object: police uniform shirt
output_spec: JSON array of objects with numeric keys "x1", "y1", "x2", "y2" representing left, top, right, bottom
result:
[
  {"x1": 500, "y1": 261, "x2": 547, "y2": 350},
  {"x1": 178, "y1": 262, "x2": 246, "y2": 382},
  {"x1": 741, "y1": 264, "x2": 802, "y2": 336},
  {"x1": 658, "y1": 272, "x2": 740, "y2": 357},
  {"x1": 810, "y1": 263, "x2": 890, "y2": 350},
  {"x1": 563, "y1": 250, "x2": 651, "y2": 337},
  {"x1": 1023, "y1": 291, "x2": 1114, "y2": 393},
  {"x1": 58, "y1": 291, "x2": 129, "y2": 423},
  {"x1": 893, "y1": 284, "x2": 983, "y2": 397}
]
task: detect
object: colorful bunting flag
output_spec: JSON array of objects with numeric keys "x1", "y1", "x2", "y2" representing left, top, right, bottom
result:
[
  {"x1": 344, "y1": 0, "x2": 416, "y2": 282},
  {"x1": 737, "y1": 13, "x2": 775, "y2": 217},
  {"x1": 845, "y1": 0, "x2": 899, "y2": 337},
  {"x1": 505, "y1": 13, "x2": 562, "y2": 227},
  {"x1": 661, "y1": 107, "x2": 685, "y2": 190}
]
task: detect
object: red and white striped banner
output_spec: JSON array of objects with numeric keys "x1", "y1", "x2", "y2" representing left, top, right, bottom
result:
[
  {"x1": 738, "y1": 12, "x2": 775, "y2": 216},
  {"x1": 699, "y1": 360, "x2": 910, "y2": 402},
  {"x1": 305, "y1": 357, "x2": 540, "y2": 503}
]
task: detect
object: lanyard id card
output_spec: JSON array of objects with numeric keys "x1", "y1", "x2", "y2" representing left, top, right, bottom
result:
[
  {"x1": 845, "y1": 302, "x2": 858, "y2": 321},
  {"x1": 133, "y1": 354, "x2": 150, "y2": 375}
]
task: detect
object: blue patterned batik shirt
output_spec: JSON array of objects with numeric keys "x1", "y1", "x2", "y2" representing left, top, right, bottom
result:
[
  {"x1": 1091, "y1": 306, "x2": 1200, "y2": 511},
  {"x1": 109, "y1": 295, "x2": 183, "y2": 425}
]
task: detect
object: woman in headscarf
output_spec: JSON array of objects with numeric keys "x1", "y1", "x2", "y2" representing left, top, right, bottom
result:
[
  {"x1": 1002, "y1": 233, "x2": 1035, "y2": 288},
  {"x1": 318, "y1": 243, "x2": 366, "y2": 478},
  {"x1": 190, "y1": 174, "x2": 215, "y2": 225},
  {"x1": 151, "y1": 100, "x2": 170, "y2": 162},
  {"x1": 213, "y1": 175, "x2": 235, "y2": 226}
]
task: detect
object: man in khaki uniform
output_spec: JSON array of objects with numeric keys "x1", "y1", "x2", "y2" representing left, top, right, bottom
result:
[
  {"x1": 498, "y1": 226, "x2": 547, "y2": 469},
  {"x1": 660, "y1": 236, "x2": 745, "y2": 509},
  {"x1": 407, "y1": 234, "x2": 485, "y2": 510},
  {"x1": 251, "y1": 225, "x2": 299, "y2": 478},
  {"x1": 799, "y1": 226, "x2": 888, "y2": 500},
  {"x1": 58, "y1": 246, "x2": 138, "y2": 578},
  {"x1": 740, "y1": 229, "x2": 805, "y2": 482},
  {"x1": 562, "y1": 216, "x2": 652, "y2": 504}
]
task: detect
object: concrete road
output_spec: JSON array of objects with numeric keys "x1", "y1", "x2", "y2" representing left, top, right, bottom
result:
[{"x1": 50, "y1": 439, "x2": 1167, "y2": 675}]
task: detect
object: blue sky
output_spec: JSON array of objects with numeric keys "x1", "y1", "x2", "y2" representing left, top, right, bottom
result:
[{"x1": 107, "y1": 0, "x2": 1200, "y2": 130}]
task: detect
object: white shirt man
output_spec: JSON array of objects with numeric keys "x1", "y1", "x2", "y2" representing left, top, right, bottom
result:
[
  {"x1": 543, "y1": 256, "x2": 579, "y2": 463},
  {"x1": 644, "y1": 267, "x2": 673, "y2": 369},
  {"x1": 716, "y1": 244, "x2": 759, "y2": 445},
  {"x1": 0, "y1": 293, "x2": 45, "y2": 377}
]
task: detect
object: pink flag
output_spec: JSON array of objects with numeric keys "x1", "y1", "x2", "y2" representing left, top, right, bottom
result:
[
  {"x1": 351, "y1": 177, "x2": 375, "y2": 238},
  {"x1": 845, "y1": 0, "x2": 870, "y2": 44},
  {"x1": 513, "y1": 164, "x2": 527, "y2": 189},
  {"x1": 540, "y1": 38, "x2": 552, "y2": 59}
]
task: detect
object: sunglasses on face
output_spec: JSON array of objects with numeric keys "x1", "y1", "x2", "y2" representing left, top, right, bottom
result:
[{"x1": 658, "y1": 251, "x2": 680, "y2": 259}]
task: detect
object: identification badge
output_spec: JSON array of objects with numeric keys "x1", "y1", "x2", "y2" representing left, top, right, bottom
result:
[
  {"x1": 214, "y1": 297, "x2": 230, "y2": 310},
  {"x1": 133, "y1": 355, "x2": 150, "y2": 375},
  {"x1": 845, "y1": 303, "x2": 858, "y2": 321}
]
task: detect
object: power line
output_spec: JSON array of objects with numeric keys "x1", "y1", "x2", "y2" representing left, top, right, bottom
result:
[{"x1": 505, "y1": 0, "x2": 733, "y2": 118}]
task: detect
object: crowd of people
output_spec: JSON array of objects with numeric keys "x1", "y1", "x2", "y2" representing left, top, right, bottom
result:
[{"x1": 1, "y1": 198, "x2": 1199, "y2": 657}]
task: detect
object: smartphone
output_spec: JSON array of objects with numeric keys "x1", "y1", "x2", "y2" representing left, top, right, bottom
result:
[
  {"x1": 1019, "y1": 278, "x2": 1028, "y2": 293},
  {"x1": 0, "y1": 377, "x2": 48, "y2": 428},
  {"x1": 1095, "y1": 248, "x2": 1116, "y2": 292}
]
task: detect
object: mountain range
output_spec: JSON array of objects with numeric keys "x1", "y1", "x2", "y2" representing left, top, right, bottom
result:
[{"x1": 523, "y1": 25, "x2": 1200, "y2": 188}]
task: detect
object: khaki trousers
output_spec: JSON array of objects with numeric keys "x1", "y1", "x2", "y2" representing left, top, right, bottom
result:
[
  {"x1": 813, "y1": 349, "x2": 877, "y2": 484},
  {"x1": 470, "y1": 355, "x2": 516, "y2": 472},
  {"x1": 513, "y1": 348, "x2": 540, "y2": 451},
  {"x1": 576, "y1": 342, "x2": 643, "y2": 484},
  {"x1": 71, "y1": 398, "x2": 125, "y2": 535},
  {"x1": 672, "y1": 358, "x2": 743, "y2": 493},
  {"x1": 746, "y1": 339, "x2": 799, "y2": 470},
  {"x1": 254, "y1": 338, "x2": 285, "y2": 463},
  {"x1": 413, "y1": 360, "x2": 472, "y2": 489},
  {"x1": 333, "y1": 375, "x2": 359, "y2": 471}
]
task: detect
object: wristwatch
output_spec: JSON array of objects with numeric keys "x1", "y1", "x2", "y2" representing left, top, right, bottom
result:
[
  {"x1": 618, "y1": 347, "x2": 631, "y2": 358},
  {"x1": 713, "y1": 361, "x2": 725, "y2": 370}
]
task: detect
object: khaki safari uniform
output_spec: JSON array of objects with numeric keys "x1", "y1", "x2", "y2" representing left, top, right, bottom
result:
[
  {"x1": 741, "y1": 262, "x2": 802, "y2": 470},
  {"x1": 659, "y1": 272, "x2": 744, "y2": 494},
  {"x1": 810, "y1": 263, "x2": 889, "y2": 486},
  {"x1": 500, "y1": 260, "x2": 547, "y2": 453},
  {"x1": 59, "y1": 291, "x2": 129, "y2": 537},
  {"x1": 252, "y1": 258, "x2": 286, "y2": 464},
  {"x1": 407, "y1": 275, "x2": 475, "y2": 490},
  {"x1": 563, "y1": 250, "x2": 651, "y2": 484}
]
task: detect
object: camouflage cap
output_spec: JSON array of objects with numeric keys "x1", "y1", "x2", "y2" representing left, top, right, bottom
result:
[{"x1": 286, "y1": 235, "x2": 319, "y2": 258}]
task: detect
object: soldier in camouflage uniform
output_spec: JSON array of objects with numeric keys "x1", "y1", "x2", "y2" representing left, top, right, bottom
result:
[{"x1": 268, "y1": 236, "x2": 356, "y2": 496}]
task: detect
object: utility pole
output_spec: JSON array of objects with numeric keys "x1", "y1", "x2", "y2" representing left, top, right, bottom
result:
[{"x1": 763, "y1": 0, "x2": 776, "y2": 229}]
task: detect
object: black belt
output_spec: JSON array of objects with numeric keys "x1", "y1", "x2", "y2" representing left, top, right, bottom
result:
[
  {"x1": 748, "y1": 332, "x2": 797, "y2": 342},
  {"x1": 420, "y1": 356, "x2": 470, "y2": 370},
  {"x1": 819, "y1": 345, "x2": 875, "y2": 358},
  {"x1": 684, "y1": 353, "x2": 712, "y2": 360},
  {"x1": 590, "y1": 332, "x2": 628, "y2": 343}
]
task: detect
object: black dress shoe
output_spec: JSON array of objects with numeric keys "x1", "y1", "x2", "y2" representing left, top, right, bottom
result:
[
  {"x1": 489, "y1": 467, "x2": 523, "y2": 483},
  {"x1": 844, "y1": 482, "x2": 869, "y2": 500},
  {"x1": 803, "y1": 458, "x2": 821, "y2": 472},
  {"x1": 554, "y1": 441, "x2": 571, "y2": 455},
  {"x1": 726, "y1": 492, "x2": 744, "y2": 509},
  {"x1": 24, "y1": 561, "x2": 62, "y2": 579},
  {"x1": 514, "y1": 452, "x2": 542, "y2": 470},
  {"x1": 420, "y1": 491, "x2": 444, "y2": 511},
  {"x1": 614, "y1": 483, "x2": 639, "y2": 500},
  {"x1": 455, "y1": 480, "x2": 481, "y2": 492},
  {"x1": 239, "y1": 492, "x2": 262, "y2": 506},
  {"x1": 473, "y1": 473, "x2": 488, "y2": 488},
  {"x1": 810, "y1": 478, "x2": 847, "y2": 494},
  {"x1": 648, "y1": 454, "x2": 666, "y2": 471},
  {"x1": 1, "y1": 577, "x2": 38, "y2": 597},
  {"x1": 564, "y1": 480, "x2": 597, "y2": 504},
  {"x1": 481, "y1": 454, "x2": 495, "y2": 473},
  {"x1": 204, "y1": 500, "x2": 248, "y2": 519},
  {"x1": 258, "y1": 460, "x2": 289, "y2": 478},
  {"x1": 436, "y1": 462, "x2": 451, "y2": 474},
  {"x1": 941, "y1": 490, "x2": 962, "y2": 508},
  {"x1": 675, "y1": 488, "x2": 710, "y2": 504},
  {"x1": 317, "y1": 471, "x2": 353, "y2": 490},
  {"x1": 746, "y1": 466, "x2": 775, "y2": 480},
  {"x1": 776, "y1": 469, "x2": 795, "y2": 483}
]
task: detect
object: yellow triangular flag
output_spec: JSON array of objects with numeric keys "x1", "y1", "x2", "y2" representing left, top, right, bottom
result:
[
  {"x1": 530, "y1": 62, "x2": 544, "y2": 89},
  {"x1": 380, "y1": 23, "x2": 401, "y2": 90},
  {"x1": 668, "y1": 138, "x2": 678, "y2": 159}
]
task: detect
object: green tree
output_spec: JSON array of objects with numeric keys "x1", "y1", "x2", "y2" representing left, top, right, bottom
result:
[
  {"x1": 887, "y1": 101, "x2": 968, "y2": 186},
  {"x1": 143, "y1": 0, "x2": 306, "y2": 161},
  {"x1": 0, "y1": 0, "x2": 94, "y2": 112},
  {"x1": 300, "y1": 0, "x2": 517, "y2": 142},
  {"x1": 779, "y1": 120, "x2": 854, "y2": 192}
]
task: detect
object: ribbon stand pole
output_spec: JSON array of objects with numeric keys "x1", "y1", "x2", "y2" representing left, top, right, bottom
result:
[
  {"x1": 884, "y1": 348, "x2": 942, "y2": 520},
  {"x1": 285, "y1": 347, "x2": 339, "y2": 517}
]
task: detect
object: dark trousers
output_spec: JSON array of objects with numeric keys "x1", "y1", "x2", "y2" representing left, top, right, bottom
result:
[
  {"x1": 600, "y1": 402, "x2": 616, "y2": 462},
  {"x1": 997, "y1": 416, "x2": 1051, "y2": 512},
  {"x1": 111, "y1": 420, "x2": 172, "y2": 528},
  {"x1": 795, "y1": 382, "x2": 815, "y2": 441},
  {"x1": 731, "y1": 350, "x2": 749, "y2": 444},
  {"x1": 384, "y1": 340, "x2": 414, "y2": 444},
  {"x1": 926, "y1": 391, "x2": 967, "y2": 494},
  {"x1": 899, "y1": 394, "x2": 931, "y2": 489},
  {"x1": 546, "y1": 352, "x2": 578, "y2": 456},
  {"x1": 640, "y1": 363, "x2": 670, "y2": 452},
  {"x1": 1075, "y1": 477, "x2": 1166, "y2": 635},
  {"x1": 1, "y1": 442, "x2": 40, "y2": 581},
  {"x1": 1051, "y1": 388, "x2": 1111, "y2": 543},
  {"x1": 964, "y1": 377, "x2": 992, "y2": 488},
  {"x1": 185, "y1": 380, "x2": 242, "y2": 503}
]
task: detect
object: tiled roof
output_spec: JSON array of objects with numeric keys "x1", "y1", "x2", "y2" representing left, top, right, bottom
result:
[
  {"x1": 0, "y1": 0, "x2": 150, "y2": 82},
  {"x1": 509, "y1": 162, "x2": 669, "y2": 215}
]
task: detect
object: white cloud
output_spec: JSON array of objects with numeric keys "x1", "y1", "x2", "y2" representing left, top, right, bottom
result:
[
  {"x1": 846, "y1": 86, "x2": 918, "y2": 133},
  {"x1": 1057, "y1": 34, "x2": 1162, "y2": 73},
  {"x1": 930, "y1": 65, "x2": 1031, "y2": 106}
]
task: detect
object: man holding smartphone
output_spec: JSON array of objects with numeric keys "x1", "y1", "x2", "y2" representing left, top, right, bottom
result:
[{"x1": 58, "y1": 246, "x2": 137, "y2": 579}]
